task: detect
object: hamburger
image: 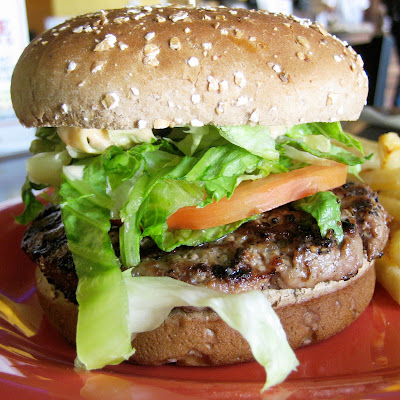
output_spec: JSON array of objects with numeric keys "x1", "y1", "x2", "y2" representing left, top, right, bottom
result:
[{"x1": 11, "y1": 5, "x2": 389, "y2": 389}]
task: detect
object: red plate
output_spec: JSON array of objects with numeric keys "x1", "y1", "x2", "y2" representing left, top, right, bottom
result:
[{"x1": 1, "y1": 201, "x2": 400, "y2": 399}]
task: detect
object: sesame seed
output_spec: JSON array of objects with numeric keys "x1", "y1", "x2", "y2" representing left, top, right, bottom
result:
[
  {"x1": 114, "y1": 16, "x2": 129, "y2": 24},
  {"x1": 94, "y1": 34, "x2": 117, "y2": 51},
  {"x1": 91, "y1": 61, "x2": 105, "y2": 73},
  {"x1": 202, "y1": 42, "x2": 212, "y2": 50},
  {"x1": 296, "y1": 51, "x2": 308, "y2": 61},
  {"x1": 236, "y1": 96, "x2": 249, "y2": 106},
  {"x1": 191, "y1": 94, "x2": 201, "y2": 104},
  {"x1": 144, "y1": 43, "x2": 160, "y2": 58},
  {"x1": 131, "y1": 87, "x2": 140, "y2": 96},
  {"x1": 269, "y1": 63, "x2": 282, "y2": 73},
  {"x1": 220, "y1": 29, "x2": 229, "y2": 35},
  {"x1": 145, "y1": 32, "x2": 155, "y2": 41},
  {"x1": 138, "y1": 120, "x2": 147, "y2": 129},
  {"x1": 334, "y1": 54, "x2": 342, "y2": 62},
  {"x1": 219, "y1": 80, "x2": 228, "y2": 92},
  {"x1": 296, "y1": 35, "x2": 310, "y2": 49},
  {"x1": 184, "y1": 27, "x2": 191, "y2": 33},
  {"x1": 118, "y1": 42, "x2": 128, "y2": 50},
  {"x1": 215, "y1": 102, "x2": 225, "y2": 114},
  {"x1": 249, "y1": 109, "x2": 259, "y2": 123},
  {"x1": 101, "y1": 92, "x2": 119, "y2": 109},
  {"x1": 170, "y1": 11, "x2": 189, "y2": 22},
  {"x1": 156, "y1": 15, "x2": 166, "y2": 23},
  {"x1": 143, "y1": 57, "x2": 159, "y2": 67},
  {"x1": 207, "y1": 76, "x2": 219, "y2": 92},
  {"x1": 60, "y1": 104, "x2": 68, "y2": 114},
  {"x1": 58, "y1": 24, "x2": 69, "y2": 31},
  {"x1": 312, "y1": 22, "x2": 329, "y2": 36},
  {"x1": 187, "y1": 57, "x2": 199, "y2": 67},
  {"x1": 154, "y1": 119, "x2": 170, "y2": 129},
  {"x1": 134, "y1": 13, "x2": 146, "y2": 21},
  {"x1": 73, "y1": 26, "x2": 84, "y2": 33},
  {"x1": 66, "y1": 61, "x2": 77, "y2": 72},
  {"x1": 234, "y1": 71, "x2": 246, "y2": 88},
  {"x1": 170, "y1": 37, "x2": 182, "y2": 50},
  {"x1": 278, "y1": 72, "x2": 290, "y2": 83}
]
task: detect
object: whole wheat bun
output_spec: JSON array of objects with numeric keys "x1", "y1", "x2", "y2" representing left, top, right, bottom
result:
[
  {"x1": 35, "y1": 259, "x2": 375, "y2": 366},
  {"x1": 11, "y1": 6, "x2": 368, "y2": 130}
]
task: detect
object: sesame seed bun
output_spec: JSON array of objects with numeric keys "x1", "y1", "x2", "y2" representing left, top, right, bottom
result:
[
  {"x1": 11, "y1": 5, "x2": 368, "y2": 130},
  {"x1": 35, "y1": 258, "x2": 375, "y2": 366}
]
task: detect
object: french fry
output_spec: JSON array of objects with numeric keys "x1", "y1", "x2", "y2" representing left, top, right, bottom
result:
[
  {"x1": 359, "y1": 131, "x2": 400, "y2": 304},
  {"x1": 378, "y1": 190, "x2": 400, "y2": 200},
  {"x1": 379, "y1": 132, "x2": 400, "y2": 170},
  {"x1": 356, "y1": 137, "x2": 380, "y2": 171},
  {"x1": 389, "y1": 229, "x2": 400, "y2": 267},
  {"x1": 375, "y1": 254, "x2": 400, "y2": 305},
  {"x1": 360, "y1": 168, "x2": 400, "y2": 191},
  {"x1": 378, "y1": 195, "x2": 400, "y2": 221}
]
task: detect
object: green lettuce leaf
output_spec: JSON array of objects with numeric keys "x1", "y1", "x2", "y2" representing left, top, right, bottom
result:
[
  {"x1": 218, "y1": 125, "x2": 279, "y2": 160},
  {"x1": 293, "y1": 191, "x2": 344, "y2": 242},
  {"x1": 284, "y1": 122, "x2": 365, "y2": 153},
  {"x1": 168, "y1": 125, "x2": 225, "y2": 156},
  {"x1": 29, "y1": 127, "x2": 65, "y2": 154},
  {"x1": 60, "y1": 160, "x2": 133, "y2": 369},
  {"x1": 123, "y1": 274, "x2": 299, "y2": 390},
  {"x1": 100, "y1": 140, "x2": 272, "y2": 266},
  {"x1": 15, "y1": 178, "x2": 47, "y2": 224}
]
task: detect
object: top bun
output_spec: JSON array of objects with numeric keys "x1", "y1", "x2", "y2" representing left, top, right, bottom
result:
[{"x1": 11, "y1": 5, "x2": 368, "y2": 130}]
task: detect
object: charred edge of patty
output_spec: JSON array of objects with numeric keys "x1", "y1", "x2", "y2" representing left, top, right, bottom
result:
[{"x1": 21, "y1": 182, "x2": 390, "y2": 304}]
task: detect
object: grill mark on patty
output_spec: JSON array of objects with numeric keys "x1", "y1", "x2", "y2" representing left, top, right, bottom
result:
[{"x1": 22, "y1": 182, "x2": 390, "y2": 303}]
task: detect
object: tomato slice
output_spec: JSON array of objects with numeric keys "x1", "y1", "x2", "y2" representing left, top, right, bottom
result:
[{"x1": 167, "y1": 162, "x2": 348, "y2": 230}]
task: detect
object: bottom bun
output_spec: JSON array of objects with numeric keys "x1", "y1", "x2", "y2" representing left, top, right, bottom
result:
[{"x1": 35, "y1": 260, "x2": 376, "y2": 366}]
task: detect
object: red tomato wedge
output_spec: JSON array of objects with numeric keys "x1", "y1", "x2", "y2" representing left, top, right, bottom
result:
[{"x1": 167, "y1": 162, "x2": 348, "y2": 230}]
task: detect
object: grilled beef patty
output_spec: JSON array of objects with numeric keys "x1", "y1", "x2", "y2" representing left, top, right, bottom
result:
[{"x1": 22, "y1": 182, "x2": 389, "y2": 304}]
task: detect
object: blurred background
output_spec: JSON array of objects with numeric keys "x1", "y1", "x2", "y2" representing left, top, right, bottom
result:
[{"x1": 0, "y1": 0, "x2": 399, "y2": 202}]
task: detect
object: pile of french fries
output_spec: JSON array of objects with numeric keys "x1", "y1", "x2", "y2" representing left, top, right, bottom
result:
[{"x1": 359, "y1": 132, "x2": 400, "y2": 303}]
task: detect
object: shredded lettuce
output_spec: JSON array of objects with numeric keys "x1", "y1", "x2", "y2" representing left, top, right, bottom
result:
[
  {"x1": 60, "y1": 159, "x2": 134, "y2": 370},
  {"x1": 123, "y1": 274, "x2": 299, "y2": 390},
  {"x1": 29, "y1": 127, "x2": 65, "y2": 154},
  {"x1": 218, "y1": 125, "x2": 279, "y2": 160},
  {"x1": 16, "y1": 121, "x2": 372, "y2": 386},
  {"x1": 294, "y1": 191, "x2": 344, "y2": 242},
  {"x1": 15, "y1": 178, "x2": 47, "y2": 224}
]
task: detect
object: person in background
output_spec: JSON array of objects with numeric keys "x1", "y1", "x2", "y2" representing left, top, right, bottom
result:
[
  {"x1": 310, "y1": 0, "x2": 370, "y2": 27},
  {"x1": 383, "y1": 0, "x2": 400, "y2": 105}
]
